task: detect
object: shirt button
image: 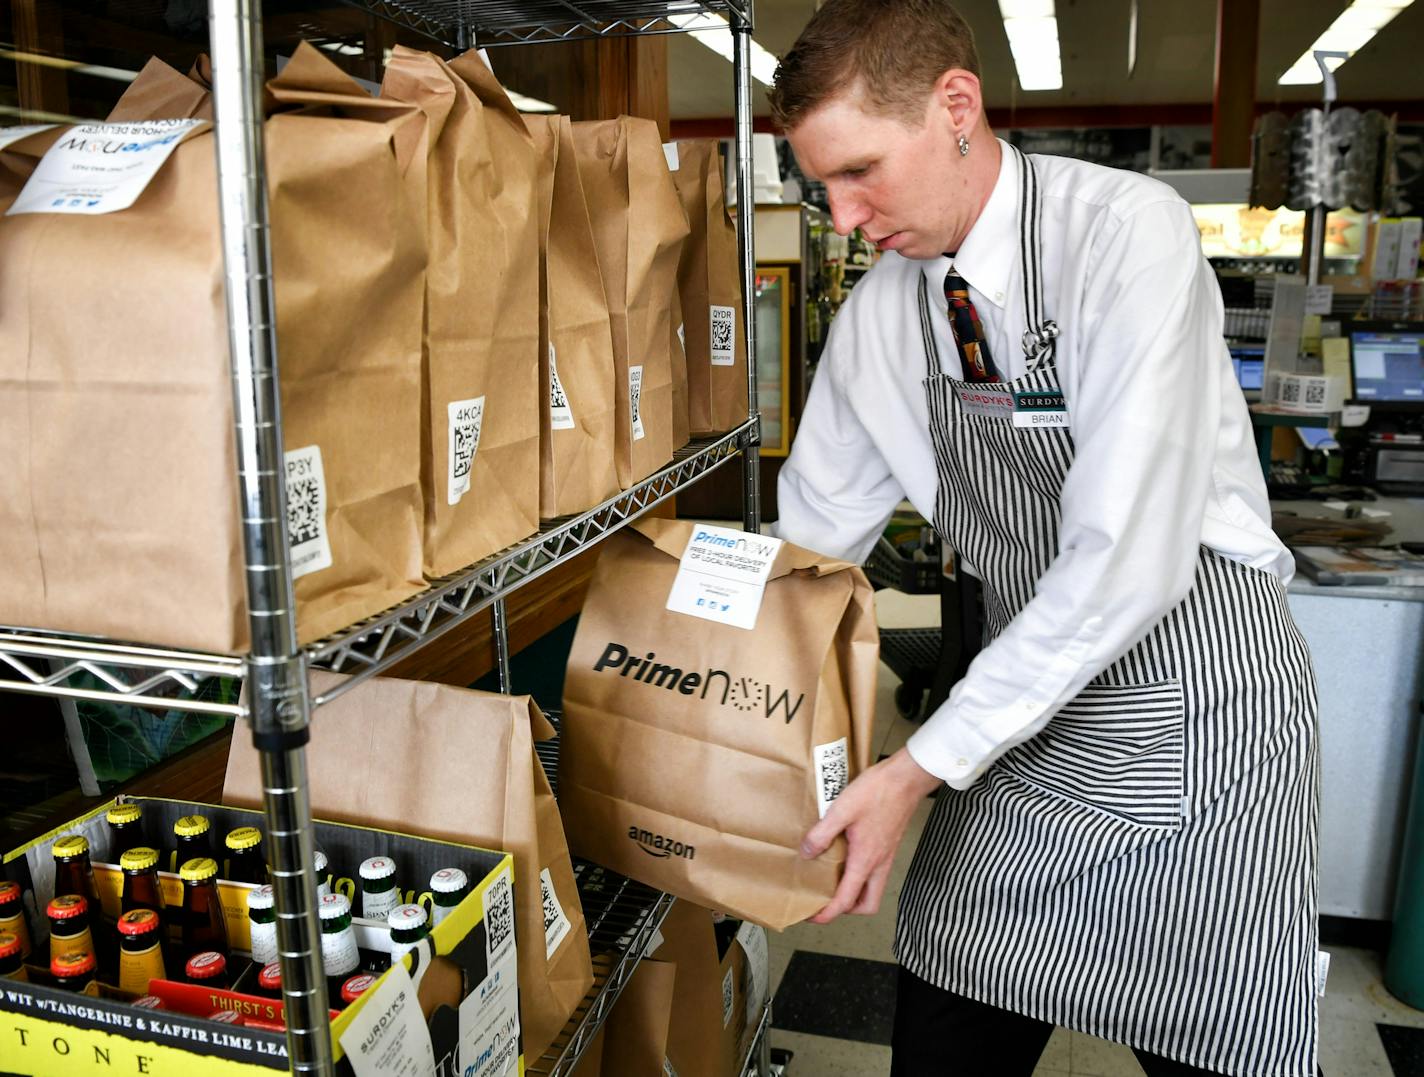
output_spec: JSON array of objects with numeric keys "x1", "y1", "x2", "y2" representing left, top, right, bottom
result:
[
  {"x1": 956, "y1": 757, "x2": 969, "y2": 768},
  {"x1": 994, "y1": 291, "x2": 1004, "y2": 301}
]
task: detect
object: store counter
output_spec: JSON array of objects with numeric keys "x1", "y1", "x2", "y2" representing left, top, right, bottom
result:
[{"x1": 1274, "y1": 495, "x2": 1424, "y2": 920}]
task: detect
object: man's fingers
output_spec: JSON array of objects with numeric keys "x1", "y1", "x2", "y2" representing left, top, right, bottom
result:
[
  {"x1": 809, "y1": 849, "x2": 874, "y2": 924},
  {"x1": 850, "y1": 858, "x2": 894, "y2": 916},
  {"x1": 800, "y1": 807, "x2": 847, "y2": 859}
]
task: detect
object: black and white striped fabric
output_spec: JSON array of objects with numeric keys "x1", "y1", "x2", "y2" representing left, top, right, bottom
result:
[{"x1": 894, "y1": 146, "x2": 1321, "y2": 1076}]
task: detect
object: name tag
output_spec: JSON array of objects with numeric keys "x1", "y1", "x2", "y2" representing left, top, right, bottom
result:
[
  {"x1": 952, "y1": 385, "x2": 1014, "y2": 418},
  {"x1": 1012, "y1": 389, "x2": 1069, "y2": 429}
]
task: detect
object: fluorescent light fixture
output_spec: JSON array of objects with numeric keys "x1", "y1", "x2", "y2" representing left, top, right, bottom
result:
[
  {"x1": 668, "y1": 12, "x2": 778, "y2": 87},
  {"x1": 1278, "y1": 0, "x2": 1415, "y2": 84},
  {"x1": 318, "y1": 41, "x2": 366, "y2": 58},
  {"x1": 0, "y1": 47, "x2": 137, "y2": 83},
  {"x1": 507, "y1": 89, "x2": 558, "y2": 113},
  {"x1": 997, "y1": 0, "x2": 1063, "y2": 92}
]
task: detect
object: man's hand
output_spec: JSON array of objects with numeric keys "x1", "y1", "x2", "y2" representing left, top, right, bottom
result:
[{"x1": 801, "y1": 746, "x2": 942, "y2": 924}]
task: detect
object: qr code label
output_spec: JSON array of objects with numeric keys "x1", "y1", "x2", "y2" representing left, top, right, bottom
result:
[
  {"x1": 539, "y1": 867, "x2": 572, "y2": 960},
  {"x1": 710, "y1": 305, "x2": 736, "y2": 366},
  {"x1": 447, "y1": 396, "x2": 485, "y2": 506},
  {"x1": 284, "y1": 445, "x2": 332, "y2": 579},
  {"x1": 549, "y1": 344, "x2": 576, "y2": 431},
  {"x1": 721, "y1": 967, "x2": 735, "y2": 1028},
  {"x1": 484, "y1": 866, "x2": 515, "y2": 965},
  {"x1": 1304, "y1": 378, "x2": 1327, "y2": 407},
  {"x1": 814, "y1": 737, "x2": 850, "y2": 819},
  {"x1": 629, "y1": 365, "x2": 646, "y2": 441}
]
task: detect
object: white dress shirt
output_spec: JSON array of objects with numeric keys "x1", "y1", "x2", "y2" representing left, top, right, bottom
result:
[{"x1": 775, "y1": 138, "x2": 1292, "y2": 790}]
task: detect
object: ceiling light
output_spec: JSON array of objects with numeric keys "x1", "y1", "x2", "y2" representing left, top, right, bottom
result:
[
  {"x1": 506, "y1": 89, "x2": 558, "y2": 113},
  {"x1": 668, "y1": 12, "x2": 778, "y2": 87},
  {"x1": 0, "y1": 47, "x2": 137, "y2": 83},
  {"x1": 997, "y1": 1, "x2": 1063, "y2": 92},
  {"x1": 1278, "y1": 0, "x2": 1415, "y2": 84}
]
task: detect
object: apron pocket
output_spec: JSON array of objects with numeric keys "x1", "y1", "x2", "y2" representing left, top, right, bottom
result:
[{"x1": 999, "y1": 679, "x2": 1185, "y2": 829}]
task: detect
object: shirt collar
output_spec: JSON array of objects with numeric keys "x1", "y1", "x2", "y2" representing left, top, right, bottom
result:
[{"x1": 920, "y1": 137, "x2": 1018, "y2": 311}]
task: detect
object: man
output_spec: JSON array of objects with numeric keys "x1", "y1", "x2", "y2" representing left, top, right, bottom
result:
[{"x1": 768, "y1": 2, "x2": 1320, "y2": 1075}]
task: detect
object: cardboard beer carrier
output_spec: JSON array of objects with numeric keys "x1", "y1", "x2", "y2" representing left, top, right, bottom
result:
[
  {"x1": 224, "y1": 671, "x2": 593, "y2": 1061},
  {"x1": 560, "y1": 519, "x2": 879, "y2": 930}
]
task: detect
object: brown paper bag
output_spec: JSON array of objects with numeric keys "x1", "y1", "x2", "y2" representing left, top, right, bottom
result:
[
  {"x1": 222, "y1": 671, "x2": 593, "y2": 1060},
  {"x1": 0, "y1": 44, "x2": 427, "y2": 652},
  {"x1": 671, "y1": 140, "x2": 749, "y2": 434},
  {"x1": 657, "y1": 901, "x2": 734, "y2": 1077},
  {"x1": 106, "y1": 55, "x2": 213, "y2": 121},
  {"x1": 599, "y1": 958, "x2": 677, "y2": 1076},
  {"x1": 572, "y1": 117, "x2": 687, "y2": 489},
  {"x1": 525, "y1": 114, "x2": 619, "y2": 519},
  {"x1": 382, "y1": 48, "x2": 540, "y2": 577},
  {"x1": 670, "y1": 283, "x2": 692, "y2": 450},
  {"x1": 559, "y1": 519, "x2": 879, "y2": 930}
]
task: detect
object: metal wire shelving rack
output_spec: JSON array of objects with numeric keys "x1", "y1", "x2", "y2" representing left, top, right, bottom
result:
[{"x1": 0, "y1": 0, "x2": 767, "y2": 1070}]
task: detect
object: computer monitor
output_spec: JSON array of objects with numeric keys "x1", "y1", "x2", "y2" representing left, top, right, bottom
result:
[
  {"x1": 1229, "y1": 343, "x2": 1265, "y2": 395},
  {"x1": 1349, "y1": 321, "x2": 1424, "y2": 408}
]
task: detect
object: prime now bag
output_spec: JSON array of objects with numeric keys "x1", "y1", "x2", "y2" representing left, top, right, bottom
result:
[
  {"x1": 670, "y1": 139, "x2": 748, "y2": 434},
  {"x1": 559, "y1": 519, "x2": 879, "y2": 930},
  {"x1": 0, "y1": 44, "x2": 427, "y2": 653},
  {"x1": 223, "y1": 671, "x2": 593, "y2": 1060},
  {"x1": 526, "y1": 113, "x2": 619, "y2": 519},
  {"x1": 572, "y1": 117, "x2": 687, "y2": 489},
  {"x1": 383, "y1": 47, "x2": 540, "y2": 577}
]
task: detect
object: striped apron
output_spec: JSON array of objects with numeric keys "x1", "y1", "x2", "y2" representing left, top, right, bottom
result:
[{"x1": 894, "y1": 147, "x2": 1321, "y2": 1077}]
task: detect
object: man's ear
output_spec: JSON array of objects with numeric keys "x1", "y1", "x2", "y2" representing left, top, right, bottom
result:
[{"x1": 932, "y1": 68, "x2": 983, "y2": 136}]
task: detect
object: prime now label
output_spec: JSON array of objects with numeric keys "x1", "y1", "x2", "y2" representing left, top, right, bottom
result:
[{"x1": 666, "y1": 525, "x2": 783, "y2": 631}]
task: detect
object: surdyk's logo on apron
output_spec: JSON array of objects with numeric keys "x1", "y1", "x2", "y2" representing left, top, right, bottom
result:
[{"x1": 591, "y1": 641, "x2": 806, "y2": 723}]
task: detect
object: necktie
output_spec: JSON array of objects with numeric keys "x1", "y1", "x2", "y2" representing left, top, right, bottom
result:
[{"x1": 944, "y1": 270, "x2": 1001, "y2": 383}]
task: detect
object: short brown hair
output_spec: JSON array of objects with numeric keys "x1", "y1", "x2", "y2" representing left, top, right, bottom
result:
[{"x1": 769, "y1": 0, "x2": 981, "y2": 130}]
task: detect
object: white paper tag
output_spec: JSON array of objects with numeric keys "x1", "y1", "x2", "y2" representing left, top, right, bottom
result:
[
  {"x1": 665, "y1": 524, "x2": 784, "y2": 631},
  {"x1": 539, "y1": 868, "x2": 572, "y2": 960},
  {"x1": 643, "y1": 926, "x2": 666, "y2": 960},
  {"x1": 629, "y1": 365, "x2": 646, "y2": 441},
  {"x1": 1317, "y1": 950, "x2": 1331, "y2": 997},
  {"x1": 710, "y1": 305, "x2": 736, "y2": 366},
  {"x1": 663, "y1": 1059, "x2": 679, "y2": 1077},
  {"x1": 549, "y1": 345, "x2": 576, "y2": 431},
  {"x1": 721, "y1": 966, "x2": 735, "y2": 1028},
  {"x1": 1305, "y1": 284, "x2": 1334, "y2": 316},
  {"x1": 338, "y1": 962, "x2": 435, "y2": 1077},
  {"x1": 735, "y1": 921, "x2": 769, "y2": 1026},
  {"x1": 284, "y1": 445, "x2": 333, "y2": 579},
  {"x1": 458, "y1": 946, "x2": 520, "y2": 1077},
  {"x1": 0, "y1": 124, "x2": 55, "y2": 152},
  {"x1": 813, "y1": 737, "x2": 850, "y2": 819},
  {"x1": 1341, "y1": 403, "x2": 1371, "y2": 427},
  {"x1": 447, "y1": 396, "x2": 485, "y2": 506},
  {"x1": 663, "y1": 141, "x2": 680, "y2": 172},
  {"x1": 8, "y1": 119, "x2": 202, "y2": 217},
  {"x1": 483, "y1": 864, "x2": 516, "y2": 968}
]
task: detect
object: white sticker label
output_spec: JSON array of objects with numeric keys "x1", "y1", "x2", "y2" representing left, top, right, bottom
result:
[
  {"x1": 321, "y1": 924, "x2": 361, "y2": 979},
  {"x1": 447, "y1": 396, "x2": 485, "y2": 506},
  {"x1": 721, "y1": 966, "x2": 735, "y2": 1029},
  {"x1": 1011, "y1": 409, "x2": 1070, "y2": 429},
  {"x1": 663, "y1": 142, "x2": 680, "y2": 172},
  {"x1": 285, "y1": 445, "x2": 333, "y2": 579},
  {"x1": 483, "y1": 864, "x2": 516, "y2": 967},
  {"x1": 549, "y1": 345, "x2": 575, "y2": 431},
  {"x1": 629, "y1": 365, "x2": 646, "y2": 441},
  {"x1": 362, "y1": 886, "x2": 401, "y2": 923},
  {"x1": 459, "y1": 945, "x2": 520, "y2": 1077},
  {"x1": 539, "y1": 868, "x2": 572, "y2": 960},
  {"x1": 666, "y1": 524, "x2": 784, "y2": 631},
  {"x1": 0, "y1": 124, "x2": 55, "y2": 152},
  {"x1": 710, "y1": 305, "x2": 736, "y2": 366},
  {"x1": 813, "y1": 737, "x2": 850, "y2": 819},
  {"x1": 735, "y1": 921, "x2": 769, "y2": 1027},
  {"x1": 1305, "y1": 284, "x2": 1334, "y2": 315},
  {"x1": 338, "y1": 962, "x2": 435, "y2": 1077},
  {"x1": 953, "y1": 385, "x2": 1014, "y2": 418},
  {"x1": 8, "y1": 119, "x2": 202, "y2": 217},
  {"x1": 1317, "y1": 950, "x2": 1331, "y2": 997}
]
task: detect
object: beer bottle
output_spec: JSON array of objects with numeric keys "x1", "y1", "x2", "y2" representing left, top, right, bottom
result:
[
  {"x1": 171, "y1": 815, "x2": 213, "y2": 874},
  {"x1": 117, "y1": 909, "x2": 166, "y2": 995},
  {"x1": 120, "y1": 847, "x2": 165, "y2": 916},
  {"x1": 179, "y1": 858, "x2": 229, "y2": 962},
  {"x1": 209, "y1": 1009, "x2": 243, "y2": 1026},
  {"x1": 429, "y1": 868, "x2": 469, "y2": 926},
  {"x1": 247, "y1": 885, "x2": 278, "y2": 970},
  {"x1": 255, "y1": 961, "x2": 282, "y2": 1000},
  {"x1": 185, "y1": 950, "x2": 231, "y2": 990},
  {"x1": 133, "y1": 994, "x2": 164, "y2": 1010},
  {"x1": 339, "y1": 972, "x2": 378, "y2": 1010},
  {"x1": 46, "y1": 895, "x2": 95, "y2": 967},
  {"x1": 313, "y1": 849, "x2": 332, "y2": 900},
  {"x1": 0, "y1": 881, "x2": 32, "y2": 958},
  {"x1": 224, "y1": 827, "x2": 267, "y2": 885},
  {"x1": 318, "y1": 893, "x2": 360, "y2": 994},
  {"x1": 358, "y1": 857, "x2": 399, "y2": 922},
  {"x1": 0, "y1": 931, "x2": 27, "y2": 982},
  {"x1": 53, "y1": 834, "x2": 115, "y2": 975},
  {"x1": 51, "y1": 950, "x2": 96, "y2": 992},
  {"x1": 106, "y1": 803, "x2": 145, "y2": 865},
  {"x1": 387, "y1": 904, "x2": 430, "y2": 963}
]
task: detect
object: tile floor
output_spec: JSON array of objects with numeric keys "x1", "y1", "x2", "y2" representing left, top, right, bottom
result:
[{"x1": 764, "y1": 589, "x2": 1424, "y2": 1077}]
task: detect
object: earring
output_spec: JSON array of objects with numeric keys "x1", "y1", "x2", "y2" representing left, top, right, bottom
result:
[{"x1": 958, "y1": 135, "x2": 970, "y2": 157}]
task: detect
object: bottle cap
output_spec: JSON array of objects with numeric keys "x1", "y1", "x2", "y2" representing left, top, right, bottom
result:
[
  {"x1": 52, "y1": 835, "x2": 89, "y2": 859},
  {"x1": 258, "y1": 962, "x2": 282, "y2": 992},
  {"x1": 313, "y1": 849, "x2": 328, "y2": 873},
  {"x1": 429, "y1": 868, "x2": 469, "y2": 894},
  {"x1": 0, "y1": 881, "x2": 21, "y2": 905},
  {"x1": 51, "y1": 951, "x2": 96, "y2": 978},
  {"x1": 185, "y1": 951, "x2": 227, "y2": 980},
  {"x1": 318, "y1": 893, "x2": 351, "y2": 921},
  {"x1": 120, "y1": 847, "x2": 160, "y2": 872},
  {"x1": 118, "y1": 909, "x2": 161, "y2": 936},
  {"x1": 133, "y1": 995, "x2": 164, "y2": 1010},
  {"x1": 47, "y1": 894, "x2": 88, "y2": 921},
  {"x1": 179, "y1": 857, "x2": 219, "y2": 883},
  {"x1": 209, "y1": 1010, "x2": 242, "y2": 1024},
  {"x1": 247, "y1": 885, "x2": 275, "y2": 911},
  {"x1": 225, "y1": 826, "x2": 262, "y2": 852},
  {"x1": 106, "y1": 803, "x2": 142, "y2": 826},
  {"x1": 0, "y1": 931, "x2": 21, "y2": 960},
  {"x1": 341, "y1": 973, "x2": 378, "y2": 1004},
  {"x1": 388, "y1": 904, "x2": 428, "y2": 931},
  {"x1": 173, "y1": 815, "x2": 210, "y2": 838},
  {"x1": 359, "y1": 857, "x2": 396, "y2": 882}
]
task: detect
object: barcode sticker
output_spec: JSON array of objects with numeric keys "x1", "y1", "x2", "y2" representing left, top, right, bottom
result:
[
  {"x1": 483, "y1": 864, "x2": 515, "y2": 966},
  {"x1": 539, "y1": 867, "x2": 572, "y2": 960},
  {"x1": 629, "y1": 365, "x2": 645, "y2": 441},
  {"x1": 721, "y1": 966, "x2": 735, "y2": 1028},
  {"x1": 736, "y1": 921, "x2": 769, "y2": 1027},
  {"x1": 710, "y1": 305, "x2": 736, "y2": 366},
  {"x1": 447, "y1": 396, "x2": 485, "y2": 505},
  {"x1": 284, "y1": 445, "x2": 332, "y2": 579},
  {"x1": 814, "y1": 737, "x2": 850, "y2": 819},
  {"x1": 549, "y1": 345, "x2": 575, "y2": 431}
]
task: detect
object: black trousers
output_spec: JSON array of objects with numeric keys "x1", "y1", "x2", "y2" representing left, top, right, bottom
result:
[{"x1": 890, "y1": 966, "x2": 1221, "y2": 1076}]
